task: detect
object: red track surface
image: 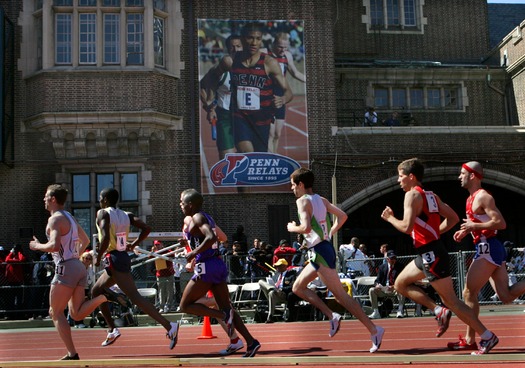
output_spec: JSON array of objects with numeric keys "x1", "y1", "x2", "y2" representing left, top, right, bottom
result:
[{"x1": 1, "y1": 311, "x2": 524, "y2": 367}]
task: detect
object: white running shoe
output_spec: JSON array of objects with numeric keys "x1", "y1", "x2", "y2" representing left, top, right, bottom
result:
[
  {"x1": 101, "y1": 328, "x2": 121, "y2": 346},
  {"x1": 368, "y1": 310, "x2": 381, "y2": 319},
  {"x1": 219, "y1": 339, "x2": 244, "y2": 356},
  {"x1": 370, "y1": 325, "x2": 385, "y2": 353},
  {"x1": 435, "y1": 307, "x2": 452, "y2": 337},
  {"x1": 329, "y1": 312, "x2": 342, "y2": 337}
]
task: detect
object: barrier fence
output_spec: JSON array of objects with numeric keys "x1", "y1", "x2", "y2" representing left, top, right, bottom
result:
[{"x1": 1, "y1": 249, "x2": 524, "y2": 320}]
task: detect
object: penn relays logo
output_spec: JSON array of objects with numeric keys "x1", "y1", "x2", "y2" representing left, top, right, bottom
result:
[{"x1": 210, "y1": 153, "x2": 300, "y2": 187}]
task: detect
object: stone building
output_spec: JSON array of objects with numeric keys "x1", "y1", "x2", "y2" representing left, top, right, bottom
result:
[{"x1": 0, "y1": 0, "x2": 524, "y2": 256}]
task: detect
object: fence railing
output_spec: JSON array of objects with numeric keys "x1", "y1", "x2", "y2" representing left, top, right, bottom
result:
[{"x1": 1, "y1": 249, "x2": 524, "y2": 320}]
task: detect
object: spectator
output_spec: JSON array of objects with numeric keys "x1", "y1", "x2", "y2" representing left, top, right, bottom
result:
[
  {"x1": 340, "y1": 237, "x2": 370, "y2": 277},
  {"x1": 364, "y1": 107, "x2": 378, "y2": 126},
  {"x1": 72, "y1": 251, "x2": 96, "y2": 328},
  {"x1": 368, "y1": 250, "x2": 406, "y2": 319},
  {"x1": 151, "y1": 240, "x2": 175, "y2": 313},
  {"x1": 30, "y1": 252, "x2": 54, "y2": 321},
  {"x1": 231, "y1": 225, "x2": 248, "y2": 253},
  {"x1": 5, "y1": 244, "x2": 27, "y2": 319},
  {"x1": 229, "y1": 241, "x2": 247, "y2": 283},
  {"x1": 273, "y1": 239, "x2": 296, "y2": 266},
  {"x1": 258, "y1": 258, "x2": 298, "y2": 323},
  {"x1": 246, "y1": 238, "x2": 268, "y2": 281},
  {"x1": 292, "y1": 234, "x2": 307, "y2": 266},
  {"x1": 383, "y1": 111, "x2": 400, "y2": 127}
]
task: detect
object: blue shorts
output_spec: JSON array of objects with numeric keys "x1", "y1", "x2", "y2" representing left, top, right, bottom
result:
[
  {"x1": 307, "y1": 240, "x2": 337, "y2": 270},
  {"x1": 191, "y1": 256, "x2": 229, "y2": 284},
  {"x1": 473, "y1": 237, "x2": 506, "y2": 267},
  {"x1": 51, "y1": 258, "x2": 87, "y2": 288},
  {"x1": 103, "y1": 250, "x2": 131, "y2": 275}
]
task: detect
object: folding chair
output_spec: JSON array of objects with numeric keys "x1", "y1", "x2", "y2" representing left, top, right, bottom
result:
[
  {"x1": 232, "y1": 282, "x2": 262, "y2": 322},
  {"x1": 353, "y1": 276, "x2": 376, "y2": 311}
]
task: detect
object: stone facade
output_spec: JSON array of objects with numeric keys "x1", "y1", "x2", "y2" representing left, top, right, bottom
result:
[{"x1": 0, "y1": 0, "x2": 524, "y2": 255}]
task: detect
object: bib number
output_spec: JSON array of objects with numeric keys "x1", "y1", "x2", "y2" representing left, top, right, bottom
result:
[
  {"x1": 477, "y1": 243, "x2": 490, "y2": 256},
  {"x1": 116, "y1": 232, "x2": 127, "y2": 251},
  {"x1": 425, "y1": 191, "x2": 439, "y2": 213},
  {"x1": 421, "y1": 251, "x2": 436, "y2": 264},
  {"x1": 194, "y1": 262, "x2": 206, "y2": 277},
  {"x1": 55, "y1": 264, "x2": 65, "y2": 276},
  {"x1": 237, "y1": 86, "x2": 260, "y2": 110}
]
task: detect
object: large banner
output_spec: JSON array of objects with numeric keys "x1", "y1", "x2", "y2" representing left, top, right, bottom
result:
[{"x1": 198, "y1": 19, "x2": 308, "y2": 194}]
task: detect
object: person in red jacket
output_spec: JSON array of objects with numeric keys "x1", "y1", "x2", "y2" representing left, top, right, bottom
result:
[
  {"x1": 5, "y1": 244, "x2": 27, "y2": 319},
  {"x1": 151, "y1": 240, "x2": 175, "y2": 313},
  {"x1": 272, "y1": 239, "x2": 296, "y2": 266}
]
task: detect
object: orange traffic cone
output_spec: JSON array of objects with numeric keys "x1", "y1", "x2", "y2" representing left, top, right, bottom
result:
[{"x1": 197, "y1": 315, "x2": 217, "y2": 339}]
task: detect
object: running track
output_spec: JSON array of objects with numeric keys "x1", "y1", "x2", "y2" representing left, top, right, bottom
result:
[{"x1": 1, "y1": 310, "x2": 524, "y2": 367}]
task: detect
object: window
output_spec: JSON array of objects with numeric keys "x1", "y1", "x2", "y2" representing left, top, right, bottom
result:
[
  {"x1": 366, "y1": 0, "x2": 425, "y2": 34},
  {"x1": 79, "y1": 13, "x2": 96, "y2": 64},
  {"x1": 71, "y1": 171, "x2": 139, "y2": 237},
  {"x1": 127, "y1": 13, "x2": 144, "y2": 65},
  {"x1": 372, "y1": 84, "x2": 462, "y2": 110},
  {"x1": 104, "y1": 13, "x2": 120, "y2": 64},
  {"x1": 55, "y1": 13, "x2": 72, "y2": 64},
  {"x1": 153, "y1": 16, "x2": 164, "y2": 66},
  {"x1": 43, "y1": 2, "x2": 169, "y2": 68}
]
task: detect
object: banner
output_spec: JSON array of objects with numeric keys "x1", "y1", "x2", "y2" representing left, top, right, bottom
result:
[{"x1": 198, "y1": 19, "x2": 308, "y2": 194}]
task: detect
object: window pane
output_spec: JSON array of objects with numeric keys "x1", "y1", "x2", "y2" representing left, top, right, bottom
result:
[
  {"x1": 103, "y1": 0, "x2": 120, "y2": 6},
  {"x1": 79, "y1": 13, "x2": 97, "y2": 64},
  {"x1": 427, "y1": 89, "x2": 441, "y2": 108},
  {"x1": 54, "y1": 0, "x2": 73, "y2": 5},
  {"x1": 126, "y1": 0, "x2": 144, "y2": 6},
  {"x1": 370, "y1": 0, "x2": 384, "y2": 27},
  {"x1": 387, "y1": 0, "x2": 400, "y2": 26},
  {"x1": 104, "y1": 13, "x2": 120, "y2": 64},
  {"x1": 404, "y1": 0, "x2": 416, "y2": 26},
  {"x1": 73, "y1": 174, "x2": 90, "y2": 202},
  {"x1": 120, "y1": 173, "x2": 138, "y2": 202},
  {"x1": 444, "y1": 88, "x2": 458, "y2": 108},
  {"x1": 154, "y1": 16, "x2": 164, "y2": 66},
  {"x1": 154, "y1": 0, "x2": 166, "y2": 11},
  {"x1": 56, "y1": 13, "x2": 72, "y2": 64},
  {"x1": 392, "y1": 88, "x2": 406, "y2": 108},
  {"x1": 36, "y1": 16, "x2": 43, "y2": 69},
  {"x1": 374, "y1": 88, "x2": 388, "y2": 107},
  {"x1": 97, "y1": 174, "x2": 114, "y2": 197},
  {"x1": 36, "y1": 0, "x2": 43, "y2": 10},
  {"x1": 127, "y1": 13, "x2": 144, "y2": 65},
  {"x1": 410, "y1": 88, "x2": 424, "y2": 107},
  {"x1": 79, "y1": 0, "x2": 97, "y2": 6},
  {"x1": 72, "y1": 208, "x2": 91, "y2": 238}
]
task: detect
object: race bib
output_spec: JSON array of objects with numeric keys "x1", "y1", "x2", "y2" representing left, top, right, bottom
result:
[
  {"x1": 475, "y1": 242, "x2": 491, "y2": 261},
  {"x1": 421, "y1": 251, "x2": 436, "y2": 264},
  {"x1": 194, "y1": 262, "x2": 206, "y2": 277},
  {"x1": 425, "y1": 192, "x2": 439, "y2": 213},
  {"x1": 55, "y1": 264, "x2": 65, "y2": 276},
  {"x1": 236, "y1": 86, "x2": 260, "y2": 110},
  {"x1": 116, "y1": 231, "x2": 127, "y2": 251}
]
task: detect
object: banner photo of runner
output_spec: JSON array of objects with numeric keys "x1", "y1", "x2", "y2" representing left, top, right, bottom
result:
[{"x1": 198, "y1": 19, "x2": 308, "y2": 194}]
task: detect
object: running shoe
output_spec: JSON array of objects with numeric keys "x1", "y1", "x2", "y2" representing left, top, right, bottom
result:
[
  {"x1": 60, "y1": 353, "x2": 79, "y2": 360},
  {"x1": 471, "y1": 333, "x2": 499, "y2": 355},
  {"x1": 219, "y1": 339, "x2": 244, "y2": 356},
  {"x1": 243, "y1": 339, "x2": 261, "y2": 358},
  {"x1": 167, "y1": 321, "x2": 179, "y2": 349},
  {"x1": 223, "y1": 307, "x2": 235, "y2": 337},
  {"x1": 447, "y1": 335, "x2": 478, "y2": 351},
  {"x1": 435, "y1": 307, "x2": 451, "y2": 337},
  {"x1": 370, "y1": 325, "x2": 385, "y2": 353},
  {"x1": 101, "y1": 328, "x2": 121, "y2": 346},
  {"x1": 329, "y1": 312, "x2": 342, "y2": 337}
]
